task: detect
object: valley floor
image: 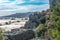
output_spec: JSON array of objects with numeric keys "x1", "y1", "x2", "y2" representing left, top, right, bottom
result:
[{"x1": 0, "y1": 18, "x2": 29, "y2": 32}]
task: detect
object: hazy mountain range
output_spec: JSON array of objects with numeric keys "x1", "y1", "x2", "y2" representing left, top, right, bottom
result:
[{"x1": 0, "y1": 12, "x2": 33, "y2": 18}]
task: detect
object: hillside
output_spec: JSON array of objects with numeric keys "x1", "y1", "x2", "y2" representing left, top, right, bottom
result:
[{"x1": 1, "y1": 12, "x2": 33, "y2": 18}]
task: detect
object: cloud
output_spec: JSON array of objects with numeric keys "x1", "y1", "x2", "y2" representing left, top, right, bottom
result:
[
  {"x1": 0, "y1": 4, "x2": 50, "y2": 12},
  {"x1": 15, "y1": 4, "x2": 50, "y2": 12},
  {"x1": 0, "y1": 10, "x2": 15, "y2": 16},
  {"x1": 0, "y1": 0, "x2": 49, "y2": 6},
  {"x1": 16, "y1": 0, "x2": 49, "y2": 6},
  {"x1": 0, "y1": 0, "x2": 49, "y2": 9},
  {"x1": 0, "y1": 0, "x2": 49, "y2": 16}
]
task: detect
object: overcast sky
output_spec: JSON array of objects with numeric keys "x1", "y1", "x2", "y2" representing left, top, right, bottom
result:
[{"x1": 0, "y1": 0, "x2": 50, "y2": 16}]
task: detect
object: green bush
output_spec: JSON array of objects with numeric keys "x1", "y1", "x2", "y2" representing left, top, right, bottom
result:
[
  {"x1": 0, "y1": 28, "x2": 7, "y2": 39},
  {"x1": 35, "y1": 24, "x2": 45, "y2": 37},
  {"x1": 40, "y1": 17, "x2": 46, "y2": 24}
]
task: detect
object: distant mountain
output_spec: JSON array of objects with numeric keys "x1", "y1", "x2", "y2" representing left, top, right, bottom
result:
[{"x1": 1, "y1": 12, "x2": 33, "y2": 18}]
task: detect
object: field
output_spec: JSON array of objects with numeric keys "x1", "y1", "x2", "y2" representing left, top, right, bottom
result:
[{"x1": 0, "y1": 18, "x2": 29, "y2": 31}]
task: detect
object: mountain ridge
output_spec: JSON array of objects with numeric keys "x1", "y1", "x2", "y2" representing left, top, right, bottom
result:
[{"x1": 0, "y1": 12, "x2": 33, "y2": 18}]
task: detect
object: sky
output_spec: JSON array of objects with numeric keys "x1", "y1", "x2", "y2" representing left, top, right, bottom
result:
[{"x1": 0, "y1": 0, "x2": 50, "y2": 16}]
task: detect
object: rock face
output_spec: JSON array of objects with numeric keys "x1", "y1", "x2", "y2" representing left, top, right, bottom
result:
[
  {"x1": 49, "y1": 0, "x2": 60, "y2": 8},
  {"x1": 49, "y1": 0, "x2": 56, "y2": 7},
  {"x1": 4, "y1": 29, "x2": 35, "y2": 40},
  {"x1": 13, "y1": 30, "x2": 35, "y2": 40},
  {"x1": 24, "y1": 12, "x2": 46, "y2": 29}
]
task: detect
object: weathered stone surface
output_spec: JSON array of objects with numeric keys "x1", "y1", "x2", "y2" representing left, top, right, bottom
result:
[
  {"x1": 4, "y1": 29, "x2": 35, "y2": 40},
  {"x1": 24, "y1": 12, "x2": 46, "y2": 29}
]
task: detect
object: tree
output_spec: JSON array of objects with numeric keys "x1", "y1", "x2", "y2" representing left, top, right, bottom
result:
[{"x1": 48, "y1": 0, "x2": 60, "y2": 40}]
